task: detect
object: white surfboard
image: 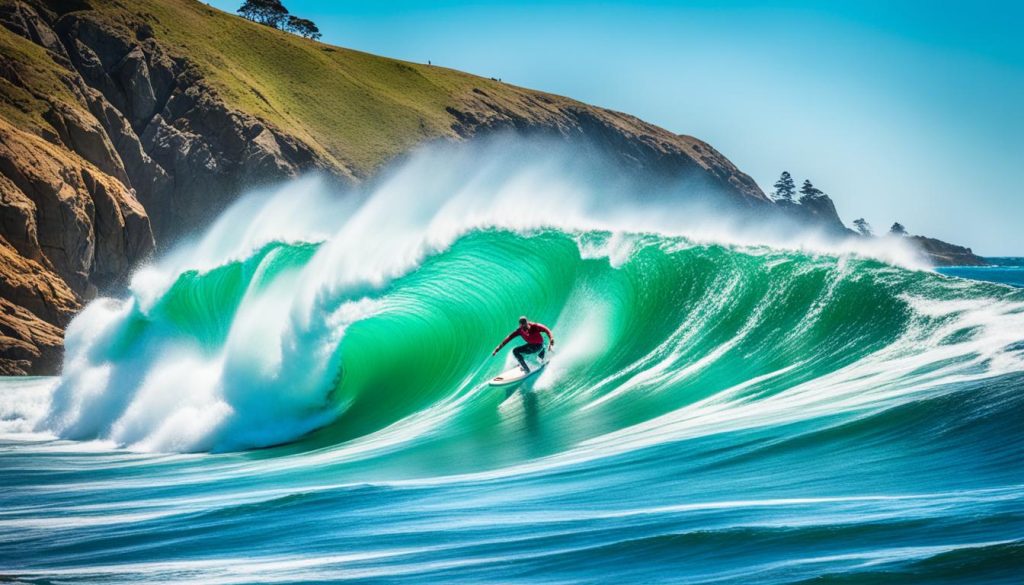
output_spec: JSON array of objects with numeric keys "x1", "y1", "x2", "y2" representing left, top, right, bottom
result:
[{"x1": 488, "y1": 361, "x2": 548, "y2": 387}]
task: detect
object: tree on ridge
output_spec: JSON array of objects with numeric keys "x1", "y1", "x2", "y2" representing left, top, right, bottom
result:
[
  {"x1": 286, "y1": 16, "x2": 322, "y2": 40},
  {"x1": 853, "y1": 218, "x2": 873, "y2": 237},
  {"x1": 238, "y1": 0, "x2": 289, "y2": 30},
  {"x1": 773, "y1": 171, "x2": 796, "y2": 202},
  {"x1": 799, "y1": 179, "x2": 824, "y2": 203}
]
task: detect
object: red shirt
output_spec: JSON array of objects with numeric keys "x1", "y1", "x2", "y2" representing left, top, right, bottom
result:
[{"x1": 499, "y1": 323, "x2": 552, "y2": 348}]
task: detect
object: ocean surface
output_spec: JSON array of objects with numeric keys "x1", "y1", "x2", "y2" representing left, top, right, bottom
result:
[
  {"x1": 2, "y1": 148, "x2": 1022, "y2": 583},
  {"x1": 938, "y1": 258, "x2": 1024, "y2": 289}
]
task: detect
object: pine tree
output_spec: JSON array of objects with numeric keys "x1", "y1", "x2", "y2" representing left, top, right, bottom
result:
[
  {"x1": 889, "y1": 222, "x2": 907, "y2": 236},
  {"x1": 799, "y1": 179, "x2": 824, "y2": 202},
  {"x1": 772, "y1": 171, "x2": 796, "y2": 202},
  {"x1": 852, "y1": 218, "x2": 873, "y2": 236}
]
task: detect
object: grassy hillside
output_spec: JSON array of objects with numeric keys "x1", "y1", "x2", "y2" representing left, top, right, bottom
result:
[
  {"x1": 89, "y1": 0, "x2": 562, "y2": 176},
  {"x1": 0, "y1": 20, "x2": 80, "y2": 129}
]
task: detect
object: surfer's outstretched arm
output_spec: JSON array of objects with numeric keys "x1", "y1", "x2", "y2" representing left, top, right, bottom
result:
[{"x1": 492, "y1": 331, "x2": 518, "y2": 356}]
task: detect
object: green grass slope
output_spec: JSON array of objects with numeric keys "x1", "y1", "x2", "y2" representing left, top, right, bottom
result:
[
  {"x1": 0, "y1": 20, "x2": 80, "y2": 128},
  {"x1": 87, "y1": 0, "x2": 576, "y2": 177}
]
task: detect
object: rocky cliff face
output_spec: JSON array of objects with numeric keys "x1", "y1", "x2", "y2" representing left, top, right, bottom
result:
[
  {"x1": 773, "y1": 194, "x2": 853, "y2": 237},
  {"x1": 0, "y1": 109, "x2": 152, "y2": 374},
  {"x1": 0, "y1": 0, "x2": 348, "y2": 373},
  {"x1": 5, "y1": 1, "x2": 341, "y2": 241}
]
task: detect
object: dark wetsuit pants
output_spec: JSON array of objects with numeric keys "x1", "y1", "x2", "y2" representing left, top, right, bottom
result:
[{"x1": 513, "y1": 343, "x2": 545, "y2": 371}]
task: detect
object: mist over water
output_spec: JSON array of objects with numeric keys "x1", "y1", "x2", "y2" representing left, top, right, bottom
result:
[{"x1": 3, "y1": 138, "x2": 1023, "y2": 583}]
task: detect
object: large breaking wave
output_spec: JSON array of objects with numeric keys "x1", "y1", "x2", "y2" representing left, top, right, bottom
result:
[{"x1": 33, "y1": 139, "x2": 1024, "y2": 458}]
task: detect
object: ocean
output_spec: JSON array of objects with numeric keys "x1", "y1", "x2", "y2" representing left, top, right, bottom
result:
[
  {"x1": 2, "y1": 148, "x2": 1022, "y2": 583},
  {"x1": 939, "y1": 258, "x2": 1024, "y2": 289}
]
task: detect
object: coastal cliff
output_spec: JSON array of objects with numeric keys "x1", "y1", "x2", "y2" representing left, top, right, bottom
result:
[
  {"x1": 0, "y1": 0, "x2": 982, "y2": 374},
  {"x1": 908, "y1": 235, "x2": 987, "y2": 267}
]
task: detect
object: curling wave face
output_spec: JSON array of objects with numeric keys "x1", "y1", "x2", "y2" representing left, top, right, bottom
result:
[
  {"x1": 3, "y1": 140, "x2": 1023, "y2": 583},
  {"x1": 38, "y1": 141, "x2": 1024, "y2": 457}
]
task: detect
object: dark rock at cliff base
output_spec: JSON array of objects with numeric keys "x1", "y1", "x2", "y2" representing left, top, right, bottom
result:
[
  {"x1": 908, "y1": 235, "x2": 988, "y2": 267},
  {"x1": 0, "y1": 236, "x2": 78, "y2": 375},
  {"x1": 772, "y1": 194, "x2": 853, "y2": 237},
  {"x1": 0, "y1": 297, "x2": 65, "y2": 375}
]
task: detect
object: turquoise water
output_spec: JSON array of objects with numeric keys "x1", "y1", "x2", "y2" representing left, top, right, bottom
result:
[
  {"x1": 2, "y1": 152, "x2": 1023, "y2": 583},
  {"x1": 939, "y1": 258, "x2": 1024, "y2": 288}
]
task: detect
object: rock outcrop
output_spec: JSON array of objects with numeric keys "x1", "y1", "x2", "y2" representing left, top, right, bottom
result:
[
  {"x1": 773, "y1": 194, "x2": 852, "y2": 237},
  {"x1": 0, "y1": 0, "x2": 349, "y2": 373},
  {"x1": 47, "y1": 4, "x2": 341, "y2": 242},
  {"x1": 908, "y1": 235, "x2": 987, "y2": 267},
  {"x1": 0, "y1": 114, "x2": 153, "y2": 373},
  {"x1": 0, "y1": 235, "x2": 75, "y2": 375}
]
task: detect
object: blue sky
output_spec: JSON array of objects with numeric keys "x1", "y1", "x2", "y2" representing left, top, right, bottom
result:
[{"x1": 211, "y1": 1, "x2": 1023, "y2": 254}]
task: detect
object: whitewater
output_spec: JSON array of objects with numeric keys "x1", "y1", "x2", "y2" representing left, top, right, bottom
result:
[{"x1": 2, "y1": 140, "x2": 1022, "y2": 583}]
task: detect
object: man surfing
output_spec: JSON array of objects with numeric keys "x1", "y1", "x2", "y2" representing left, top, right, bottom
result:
[{"x1": 492, "y1": 316, "x2": 555, "y2": 373}]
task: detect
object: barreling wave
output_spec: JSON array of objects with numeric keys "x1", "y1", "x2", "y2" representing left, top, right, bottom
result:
[{"x1": 34, "y1": 140, "x2": 1024, "y2": 461}]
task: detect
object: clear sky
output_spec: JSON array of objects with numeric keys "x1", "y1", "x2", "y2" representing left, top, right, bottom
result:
[{"x1": 210, "y1": 0, "x2": 1023, "y2": 254}]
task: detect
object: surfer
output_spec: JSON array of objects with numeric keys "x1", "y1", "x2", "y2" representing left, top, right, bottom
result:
[{"x1": 492, "y1": 316, "x2": 555, "y2": 373}]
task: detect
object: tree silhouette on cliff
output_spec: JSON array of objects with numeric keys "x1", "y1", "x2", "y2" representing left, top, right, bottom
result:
[
  {"x1": 773, "y1": 171, "x2": 796, "y2": 201},
  {"x1": 799, "y1": 179, "x2": 824, "y2": 203},
  {"x1": 853, "y1": 218, "x2": 873, "y2": 236}
]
